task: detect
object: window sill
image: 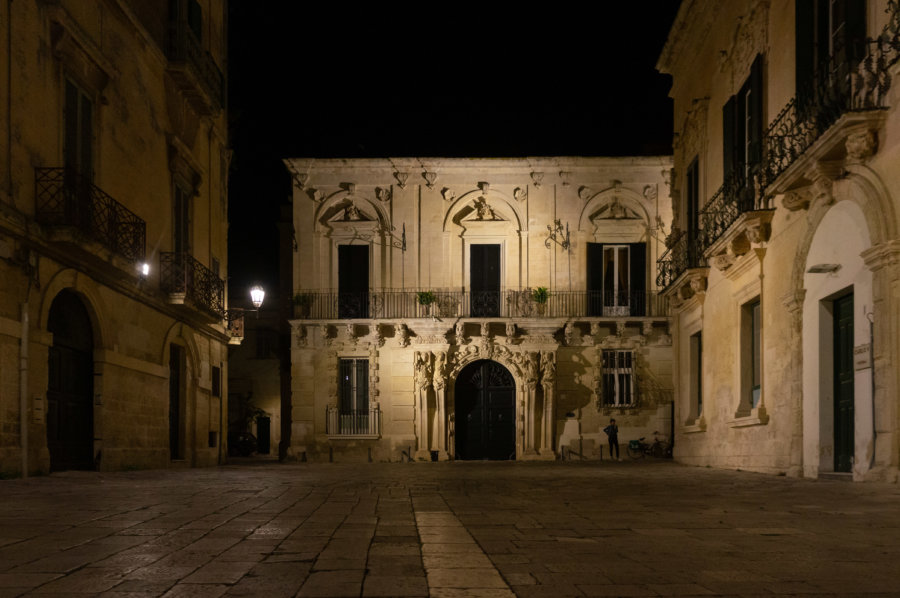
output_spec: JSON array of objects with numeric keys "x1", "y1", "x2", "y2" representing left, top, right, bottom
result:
[
  {"x1": 682, "y1": 417, "x2": 706, "y2": 433},
  {"x1": 729, "y1": 406, "x2": 769, "y2": 428}
]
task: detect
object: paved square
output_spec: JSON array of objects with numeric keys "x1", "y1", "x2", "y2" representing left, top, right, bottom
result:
[{"x1": 1, "y1": 461, "x2": 899, "y2": 597}]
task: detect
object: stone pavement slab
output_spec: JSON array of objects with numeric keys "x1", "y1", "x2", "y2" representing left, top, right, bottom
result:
[{"x1": 1, "y1": 461, "x2": 900, "y2": 596}]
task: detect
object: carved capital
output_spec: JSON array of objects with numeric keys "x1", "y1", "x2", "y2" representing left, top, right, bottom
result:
[
  {"x1": 423, "y1": 171, "x2": 437, "y2": 188},
  {"x1": 530, "y1": 172, "x2": 544, "y2": 188},
  {"x1": 861, "y1": 240, "x2": 900, "y2": 272},
  {"x1": 394, "y1": 172, "x2": 408, "y2": 189}
]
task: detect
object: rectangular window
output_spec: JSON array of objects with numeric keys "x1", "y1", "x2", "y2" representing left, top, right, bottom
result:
[
  {"x1": 750, "y1": 300, "x2": 761, "y2": 407},
  {"x1": 739, "y1": 298, "x2": 762, "y2": 415},
  {"x1": 174, "y1": 183, "x2": 192, "y2": 255},
  {"x1": 690, "y1": 331, "x2": 703, "y2": 421},
  {"x1": 211, "y1": 365, "x2": 221, "y2": 398},
  {"x1": 339, "y1": 358, "x2": 369, "y2": 415},
  {"x1": 64, "y1": 79, "x2": 93, "y2": 181},
  {"x1": 795, "y1": 0, "x2": 866, "y2": 106},
  {"x1": 722, "y1": 54, "x2": 763, "y2": 203},
  {"x1": 601, "y1": 350, "x2": 634, "y2": 407},
  {"x1": 255, "y1": 330, "x2": 277, "y2": 360}
]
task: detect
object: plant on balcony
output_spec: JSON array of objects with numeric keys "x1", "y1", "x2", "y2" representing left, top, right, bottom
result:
[
  {"x1": 293, "y1": 292, "x2": 314, "y2": 318},
  {"x1": 531, "y1": 286, "x2": 549, "y2": 315},
  {"x1": 416, "y1": 291, "x2": 436, "y2": 306}
]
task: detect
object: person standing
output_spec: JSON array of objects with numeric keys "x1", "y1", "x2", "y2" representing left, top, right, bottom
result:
[{"x1": 603, "y1": 418, "x2": 620, "y2": 460}]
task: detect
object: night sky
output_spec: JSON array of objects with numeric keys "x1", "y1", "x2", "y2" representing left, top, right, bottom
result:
[{"x1": 227, "y1": 2, "x2": 682, "y2": 299}]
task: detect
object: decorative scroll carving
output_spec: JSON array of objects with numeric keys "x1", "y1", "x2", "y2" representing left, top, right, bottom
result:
[
  {"x1": 782, "y1": 188, "x2": 811, "y2": 211},
  {"x1": 441, "y1": 187, "x2": 456, "y2": 202},
  {"x1": 643, "y1": 184, "x2": 658, "y2": 202},
  {"x1": 559, "y1": 171, "x2": 571, "y2": 186},
  {"x1": 513, "y1": 187, "x2": 526, "y2": 202},
  {"x1": 423, "y1": 171, "x2": 437, "y2": 188},
  {"x1": 394, "y1": 172, "x2": 408, "y2": 189},
  {"x1": 375, "y1": 187, "x2": 392, "y2": 202},
  {"x1": 531, "y1": 172, "x2": 544, "y2": 188},
  {"x1": 578, "y1": 186, "x2": 594, "y2": 201}
]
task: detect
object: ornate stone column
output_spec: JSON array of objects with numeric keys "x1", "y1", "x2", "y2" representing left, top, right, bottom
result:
[
  {"x1": 539, "y1": 351, "x2": 557, "y2": 458},
  {"x1": 861, "y1": 240, "x2": 900, "y2": 481},
  {"x1": 521, "y1": 352, "x2": 539, "y2": 456},
  {"x1": 432, "y1": 350, "x2": 450, "y2": 460},
  {"x1": 413, "y1": 350, "x2": 433, "y2": 460}
]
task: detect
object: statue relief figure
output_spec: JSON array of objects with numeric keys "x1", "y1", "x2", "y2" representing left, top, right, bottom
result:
[
  {"x1": 473, "y1": 196, "x2": 497, "y2": 220},
  {"x1": 524, "y1": 352, "x2": 539, "y2": 388},
  {"x1": 344, "y1": 203, "x2": 362, "y2": 220},
  {"x1": 540, "y1": 351, "x2": 556, "y2": 385},
  {"x1": 432, "y1": 351, "x2": 447, "y2": 390},
  {"x1": 414, "y1": 351, "x2": 432, "y2": 390}
]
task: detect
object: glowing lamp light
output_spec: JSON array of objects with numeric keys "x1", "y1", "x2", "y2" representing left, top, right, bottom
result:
[{"x1": 250, "y1": 285, "x2": 265, "y2": 309}]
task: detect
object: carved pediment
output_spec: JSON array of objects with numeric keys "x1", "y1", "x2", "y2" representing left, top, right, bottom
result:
[
  {"x1": 460, "y1": 196, "x2": 505, "y2": 222},
  {"x1": 589, "y1": 196, "x2": 641, "y2": 221},
  {"x1": 326, "y1": 201, "x2": 374, "y2": 223}
]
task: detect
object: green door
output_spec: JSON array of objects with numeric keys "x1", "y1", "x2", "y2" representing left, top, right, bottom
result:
[{"x1": 833, "y1": 294, "x2": 854, "y2": 473}]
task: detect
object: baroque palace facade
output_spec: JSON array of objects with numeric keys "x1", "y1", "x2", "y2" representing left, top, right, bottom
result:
[
  {"x1": 658, "y1": 0, "x2": 900, "y2": 481},
  {"x1": 283, "y1": 158, "x2": 674, "y2": 462},
  {"x1": 1, "y1": 0, "x2": 237, "y2": 476}
]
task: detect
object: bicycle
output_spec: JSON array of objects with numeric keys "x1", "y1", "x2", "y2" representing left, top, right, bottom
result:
[{"x1": 626, "y1": 432, "x2": 672, "y2": 459}]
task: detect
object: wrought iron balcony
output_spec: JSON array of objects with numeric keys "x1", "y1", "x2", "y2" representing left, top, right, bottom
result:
[
  {"x1": 166, "y1": 21, "x2": 224, "y2": 114},
  {"x1": 656, "y1": 233, "x2": 706, "y2": 291},
  {"x1": 700, "y1": 166, "x2": 771, "y2": 253},
  {"x1": 292, "y1": 288, "x2": 667, "y2": 320},
  {"x1": 762, "y1": 20, "x2": 900, "y2": 193},
  {"x1": 160, "y1": 252, "x2": 225, "y2": 319},
  {"x1": 34, "y1": 167, "x2": 146, "y2": 263},
  {"x1": 326, "y1": 405, "x2": 382, "y2": 438}
]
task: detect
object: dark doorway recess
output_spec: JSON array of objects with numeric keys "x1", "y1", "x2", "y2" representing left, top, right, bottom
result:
[
  {"x1": 454, "y1": 359, "x2": 515, "y2": 460},
  {"x1": 470, "y1": 244, "x2": 500, "y2": 317},
  {"x1": 833, "y1": 293, "x2": 854, "y2": 473},
  {"x1": 339, "y1": 244, "x2": 369, "y2": 318},
  {"x1": 47, "y1": 290, "x2": 94, "y2": 471},
  {"x1": 256, "y1": 416, "x2": 271, "y2": 454}
]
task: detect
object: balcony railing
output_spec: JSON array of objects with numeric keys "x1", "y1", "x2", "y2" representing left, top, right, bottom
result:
[
  {"x1": 166, "y1": 21, "x2": 224, "y2": 112},
  {"x1": 762, "y1": 23, "x2": 900, "y2": 191},
  {"x1": 292, "y1": 288, "x2": 667, "y2": 320},
  {"x1": 326, "y1": 406, "x2": 382, "y2": 438},
  {"x1": 699, "y1": 166, "x2": 771, "y2": 251},
  {"x1": 656, "y1": 233, "x2": 706, "y2": 291},
  {"x1": 160, "y1": 252, "x2": 225, "y2": 318},
  {"x1": 35, "y1": 168, "x2": 146, "y2": 262}
]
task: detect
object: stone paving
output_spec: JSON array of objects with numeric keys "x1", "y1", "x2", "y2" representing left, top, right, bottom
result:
[{"x1": 1, "y1": 460, "x2": 899, "y2": 597}]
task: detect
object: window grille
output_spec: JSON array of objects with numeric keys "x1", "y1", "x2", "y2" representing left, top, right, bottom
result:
[{"x1": 601, "y1": 350, "x2": 635, "y2": 407}]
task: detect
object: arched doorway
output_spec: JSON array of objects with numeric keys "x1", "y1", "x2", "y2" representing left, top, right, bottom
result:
[
  {"x1": 454, "y1": 359, "x2": 515, "y2": 460},
  {"x1": 46, "y1": 290, "x2": 94, "y2": 471}
]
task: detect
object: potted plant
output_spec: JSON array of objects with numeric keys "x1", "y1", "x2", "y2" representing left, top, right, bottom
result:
[
  {"x1": 293, "y1": 292, "x2": 314, "y2": 318},
  {"x1": 416, "y1": 291, "x2": 437, "y2": 317},
  {"x1": 531, "y1": 286, "x2": 549, "y2": 315}
]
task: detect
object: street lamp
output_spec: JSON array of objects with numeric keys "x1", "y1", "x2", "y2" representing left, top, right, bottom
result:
[{"x1": 250, "y1": 284, "x2": 265, "y2": 310}]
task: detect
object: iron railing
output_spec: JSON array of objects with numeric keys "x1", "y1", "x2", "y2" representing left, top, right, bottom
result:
[
  {"x1": 656, "y1": 234, "x2": 706, "y2": 290},
  {"x1": 699, "y1": 165, "x2": 771, "y2": 251},
  {"x1": 326, "y1": 406, "x2": 382, "y2": 437},
  {"x1": 160, "y1": 252, "x2": 225, "y2": 318},
  {"x1": 34, "y1": 167, "x2": 146, "y2": 262},
  {"x1": 293, "y1": 288, "x2": 667, "y2": 320},
  {"x1": 762, "y1": 21, "x2": 900, "y2": 191},
  {"x1": 166, "y1": 20, "x2": 224, "y2": 110}
]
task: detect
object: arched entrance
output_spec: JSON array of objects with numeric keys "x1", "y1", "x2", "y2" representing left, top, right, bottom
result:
[
  {"x1": 46, "y1": 290, "x2": 94, "y2": 471},
  {"x1": 454, "y1": 359, "x2": 515, "y2": 460}
]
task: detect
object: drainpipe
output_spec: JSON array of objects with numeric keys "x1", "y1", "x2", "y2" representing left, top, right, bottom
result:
[
  {"x1": 20, "y1": 301, "x2": 28, "y2": 478},
  {"x1": 867, "y1": 311, "x2": 875, "y2": 470}
]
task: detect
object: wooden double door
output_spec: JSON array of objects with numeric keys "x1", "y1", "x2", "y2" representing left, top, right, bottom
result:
[{"x1": 454, "y1": 360, "x2": 515, "y2": 460}]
